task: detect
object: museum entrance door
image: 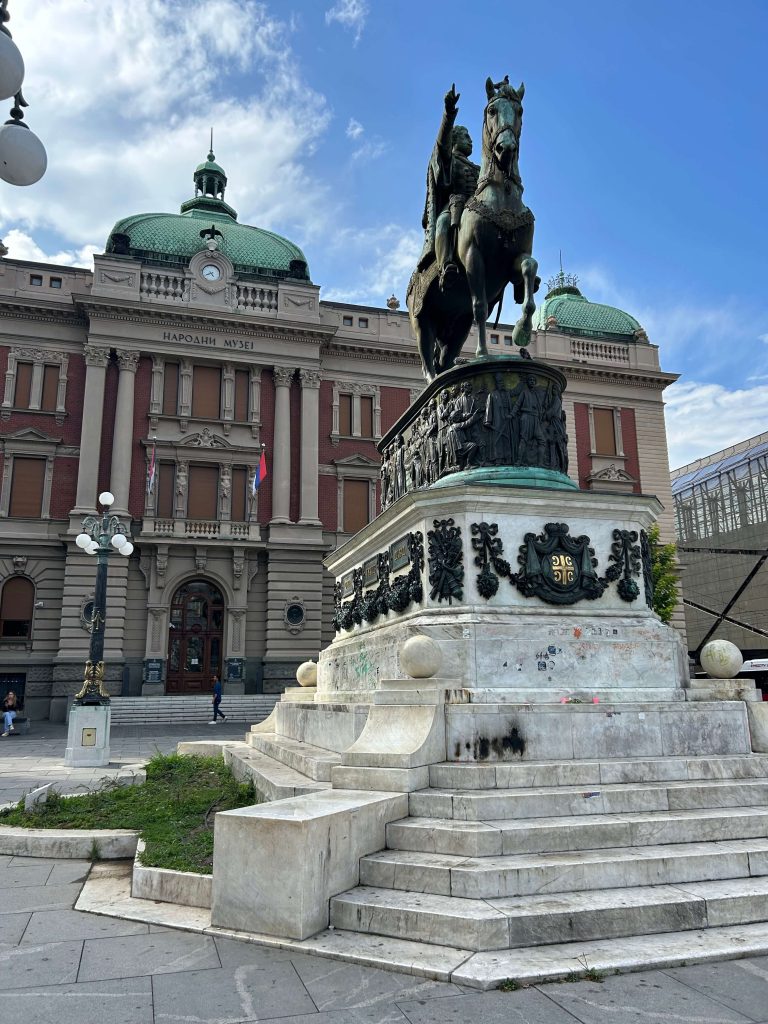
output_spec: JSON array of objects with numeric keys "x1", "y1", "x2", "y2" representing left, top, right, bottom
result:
[{"x1": 166, "y1": 580, "x2": 225, "y2": 694}]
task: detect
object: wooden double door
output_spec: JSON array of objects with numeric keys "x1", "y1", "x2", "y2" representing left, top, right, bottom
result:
[{"x1": 166, "y1": 580, "x2": 224, "y2": 694}]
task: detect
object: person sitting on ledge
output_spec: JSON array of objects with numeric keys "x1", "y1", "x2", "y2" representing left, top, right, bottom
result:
[{"x1": 2, "y1": 690, "x2": 18, "y2": 737}]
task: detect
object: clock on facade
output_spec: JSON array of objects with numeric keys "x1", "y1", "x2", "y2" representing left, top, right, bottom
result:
[{"x1": 201, "y1": 264, "x2": 221, "y2": 281}]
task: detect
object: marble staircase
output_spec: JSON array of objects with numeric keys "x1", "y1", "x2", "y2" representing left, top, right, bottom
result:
[{"x1": 329, "y1": 754, "x2": 768, "y2": 960}]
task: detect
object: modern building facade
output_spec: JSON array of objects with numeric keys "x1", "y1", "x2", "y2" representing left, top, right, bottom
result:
[
  {"x1": 0, "y1": 155, "x2": 680, "y2": 718},
  {"x1": 672, "y1": 431, "x2": 768, "y2": 663}
]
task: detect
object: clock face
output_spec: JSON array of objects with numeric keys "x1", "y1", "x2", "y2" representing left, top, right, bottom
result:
[{"x1": 201, "y1": 264, "x2": 221, "y2": 281}]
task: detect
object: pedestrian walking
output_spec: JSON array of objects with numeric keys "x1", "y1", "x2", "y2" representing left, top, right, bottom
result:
[{"x1": 209, "y1": 674, "x2": 226, "y2": 724}]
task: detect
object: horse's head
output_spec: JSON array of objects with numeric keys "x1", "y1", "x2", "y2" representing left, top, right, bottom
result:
[{"x1": 483, "y1": 76, "x2": 524, "y2": 181}]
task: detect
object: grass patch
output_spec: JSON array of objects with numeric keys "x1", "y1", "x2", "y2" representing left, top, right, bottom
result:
[{"x1": 0, "y1": 753, "x2": 258, "y2": 874}]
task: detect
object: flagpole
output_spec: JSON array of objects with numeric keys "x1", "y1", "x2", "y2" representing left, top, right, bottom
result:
[{"x1": 248, "y1": 443, "x2": 266, "y2": 522}]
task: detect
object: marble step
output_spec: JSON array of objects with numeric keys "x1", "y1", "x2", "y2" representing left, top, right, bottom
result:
[
  {"x1": 331, "y1": 876, "x2": 768, "y2": 952},
  {"x1": 409, "y1": 778, "x2": 768, "y2": 821},
  {"x1": 222, "y1": 745, "x2": 329, "y2": 801},
  {"x1": 359, "y1": 837, "x2": 768, "y2": 899},
  {"x1": 246, "y1": 731, "x2": 342, "y2": 782},
  {"x1": 429, "y1": 754, "x2": 768, "y2": 790},
  {"x1": 387, "y1": 806, "x2": 768, "y2": 857}
]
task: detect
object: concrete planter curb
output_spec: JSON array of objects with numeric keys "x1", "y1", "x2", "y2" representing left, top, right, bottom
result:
[
  {"x1": 131, "y1": 839, "x2": 212, "y2": 909},
  {"x1": 0, "y1": 824, "x2": 139, "y2": 859}
]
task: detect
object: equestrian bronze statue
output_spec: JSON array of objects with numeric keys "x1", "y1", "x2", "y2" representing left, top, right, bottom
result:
[{"x1": 407, "y1": 77, "x2": 540, "y2": 381}]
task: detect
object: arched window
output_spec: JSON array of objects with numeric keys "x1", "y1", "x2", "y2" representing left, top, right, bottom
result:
[{"x1": 0, "y1": 577, "x2": 34, "y2": 638}]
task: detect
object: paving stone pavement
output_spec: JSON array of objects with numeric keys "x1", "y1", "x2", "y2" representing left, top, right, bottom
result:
[
  {"x1": 0, "y1": 721, "x2": 248, "y2": 805},
  {"x1": 2, "y1": 856, "x2": 768, "y2": 1023}
]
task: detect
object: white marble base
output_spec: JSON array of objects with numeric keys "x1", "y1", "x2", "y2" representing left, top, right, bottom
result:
[{"x1": 64, "y1": 702, "x2": 111, "y2": 767}]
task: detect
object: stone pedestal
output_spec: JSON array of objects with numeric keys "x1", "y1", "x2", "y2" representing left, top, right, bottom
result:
[{"x1": 64, "y1": 703, "x2": 111, "y2": 767}]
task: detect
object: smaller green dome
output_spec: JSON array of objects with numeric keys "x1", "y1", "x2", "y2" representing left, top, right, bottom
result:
[
  {"x1": 195, "y1": 154, "x2": 226, "y2": 176},
  {"x1": 534, "y1": 271, "x2": 643, "y2": 341}
]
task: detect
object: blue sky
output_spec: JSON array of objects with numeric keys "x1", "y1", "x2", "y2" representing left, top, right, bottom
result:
[{"x1": 2, "y1": 0, "x2": 767, "y2": 468}]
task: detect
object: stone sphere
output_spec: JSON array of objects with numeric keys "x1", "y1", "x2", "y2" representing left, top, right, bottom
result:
[
  {"x1": 700, "y1": 640, "x2": 743, "y2": 679},
  {"x1": 400, "y1": 635, "x2": 442, "y2": 679},
  {"x1": 296, "y1": 660, "x2": 317, "y2": 687}
]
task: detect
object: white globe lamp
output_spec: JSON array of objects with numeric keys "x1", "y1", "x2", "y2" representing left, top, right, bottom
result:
[
  {"x1": 0, "y1": 120, "x2": 46, "y2": 186},
  {"x1": 75, "y1": 532, "x2": 92, "y2": 549},
  {"x1": 98, "y1": 491, "x2": 114, "y2": 507},
  {"x1": 119, "y1": 542, "x2": 134, "y2": 556},
  {"x1": 86, "y1": 540, "x2": 99, "y2": 555},
  {"x1": 110, "y1": 533, "x2": 127, "y2": 549},
  {"x1": 0, "y1": 32, "x2": 24, "y2": 101}
]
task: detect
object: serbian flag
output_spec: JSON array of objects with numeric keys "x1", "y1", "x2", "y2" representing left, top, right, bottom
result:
[
  {"x1": 253, "y1": 448, "x2": 267, "y2": 495},
  {"x1": 146, "y1": 441, "x2": 157, "y2": 495}
]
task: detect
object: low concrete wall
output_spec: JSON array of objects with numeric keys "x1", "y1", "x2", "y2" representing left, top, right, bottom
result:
[
  {"x1": 0, "y1": 826, "x2": 138, "y2": 859},
  {"x1": 131, "y1": 840, "x2": 212, "y2": 908}
]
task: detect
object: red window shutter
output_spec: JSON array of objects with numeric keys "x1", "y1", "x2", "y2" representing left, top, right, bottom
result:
[
  {"x1": 192, "y1": 366, "x2": 221, "y2": 419},
  {"x1": 187, "y1": 465, "x2": 219, "y2": 520},
  {"x1": 343, "y1": 479, "x2": 369, "y2": 533},
  {"x1": 339, "y1": 394, "x2": 352, "y2": 435},
  {"x1": 9, "y1": 458, "x2": 45, "y2": 518},
  {"x1": 14, "y1": 362, "x2": 32, "y2": 408},
  {"x1": 234, "y1": 370, "x2": 249, "y2": 421},
  {"x1": 163, "y1": 364, "x2": 179, "y2": 415},
  {"x1": 231, "y1": 467, "x2": 247, "y2": 521},
  {"x1": 157, "y1": 463, "x2": 175, "y2": 518},
  {"x1": 41, "y1": 365, "x2": 59, "y2": 411},
  {"x1": 361, "y1": 396, "x2": 374, "y2": 437}
]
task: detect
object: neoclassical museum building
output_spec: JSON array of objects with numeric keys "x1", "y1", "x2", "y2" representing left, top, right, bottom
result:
[{"x1": 0, "y1": 152, "x2": 680, "y2": 719}]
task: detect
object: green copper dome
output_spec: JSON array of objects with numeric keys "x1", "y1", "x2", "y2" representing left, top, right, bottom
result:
[
  {"x1": 105, "y1": 148, "x2": 310, "y2": 282},
  {"x1": 533, "y1": 272, "x2": 643, "y2": 341}
]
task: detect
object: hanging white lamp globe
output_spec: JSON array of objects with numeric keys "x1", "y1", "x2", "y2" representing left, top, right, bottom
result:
[
  {"x1": 0, "y1": 31, "x2": 24, "y2": 101},
  {"x1": 119, "y1": 542, "x2": 134, "y2": 556},
  {"x1": 98, "y1": 491, "x2": 114, "y2": 507},
  {"x1": 75, "y1": 532, "x2": 92, "y2": 549},
  {"x1": 86, "y1": 540, "x2": 99, "y2": 555},
  {"x1": 110, "y1": 533, "x2": 127, "y2": 549},
  {"x1": 0, "y1": 118, "x2": 46, "y2": 185}
]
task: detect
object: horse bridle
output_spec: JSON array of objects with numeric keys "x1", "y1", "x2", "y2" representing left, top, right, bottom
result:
[{"x1": 483, "y1": 102, "x2": 521, "y2": 177}]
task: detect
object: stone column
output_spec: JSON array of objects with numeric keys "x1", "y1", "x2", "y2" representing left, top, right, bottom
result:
[
  {"x1": 110, "y1": 350, "x2": 140, "y2": 514},
  {"x1": 74, "y1": 344, "x2": 111, "y2": 513},
  {"x1": 298, "y1": 369, "x2": 322, "y2": 525},
  {"x1": 271, "y1": 367, "x2": 294, "y2": 524}
]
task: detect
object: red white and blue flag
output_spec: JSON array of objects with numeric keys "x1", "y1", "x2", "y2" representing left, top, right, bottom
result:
[
  {"x1": 252, "y1": 448, "x2": 267, "y2": 496},
  {"x1": 147, "y1": 442, "x2": 157, "y2": 495}
]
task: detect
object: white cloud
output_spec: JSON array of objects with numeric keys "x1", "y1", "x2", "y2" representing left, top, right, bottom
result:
[
  {"x1": 351, "y1": 139, "x2": 387, "y2": 163},
  {"x1": 323, "y1": 225, "x2": 421, "y2": 305},
  {"x1": 665, "y1": 379, "x2": 768, "y2": 469},
  {"x1": 346, "y1": 118, "x2": 365, "y2": 140},
  {"x1": 1, "y1": 1, "x2": 331, "y2": 254},
  {"x1": 1, "y1": 229, "x2": 98, "y2": 268},
  {"x1": 325, "y1": 0, "x2": 368, "y2": 43},
  {"x1": 759, "y1": 333, "x2": 768, "y2": 344}
]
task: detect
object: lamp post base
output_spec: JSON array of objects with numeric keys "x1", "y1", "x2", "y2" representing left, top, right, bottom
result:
[{"x1": 64, "y1": 702, "x2": 111, "y2": 767}]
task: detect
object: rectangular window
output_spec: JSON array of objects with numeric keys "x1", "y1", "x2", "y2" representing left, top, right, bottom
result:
[
  {"x1": 187, "y1": 464, "x2": 219, "y2": 520},
  {"x1": 342, "y1": 315, "x2": 353, "y2": 327},
  {"x1": 490, "y1": 334, "x2": 499, "y2": 344},
  {"x1": 41, "y1": 365, "x2": 59, "y2": 412},
  {"x1": 0, "y1": 577, "x2": 34, "y2": 638},
  {"x1": 49, "y1": 277, "x2": 62, "y2": 289},
  {"x1": 192, "y1": 366, "x2": 221, "y2": 419},
  {"x1": 156, "y1": 463, "x2": 175, "y2": 519},
  {"x1": 504, "y1": 335, "x2": 513, "y2": 346},
  {"x1": 9, "y1": 457, "x2": 45, "y2": 518},
  {"x1": 234, "y1": 369, "x2": 249, "y2": 421},
  {"x1": 231, "y1": 466, "x2": 248, "y2": 522},
  {"x1": 14, "y1": 362, "x2": 33, "y2": 408},
  {"x1": 361, "y1": 395, "x2": 374, "y2": 438},
  {"x1": 29, "y1": 275, "x2": 42, "y2": 286},
  {"x1": 358, "y1": 317, "x2": 369, "y2": 329},
  {"x1": 162, "y1": 363, "x2": 179, "y2": 416},
  {"x1": 343, "y1": 479, "x2": 369, "y2": 534},
  {"x1": 593, "y1": 407, "x2": 617, "y2": 455},
  {"x1": 339, "y1": 393, "x2": 352, "y2": 436}
]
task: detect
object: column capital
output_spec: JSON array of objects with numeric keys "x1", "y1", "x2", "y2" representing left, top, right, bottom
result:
[
  {"x1": 273, "y1": 366, "x2": 295, "y2": 388},
  {"x1": 84, "y1": 344, "x2": 111, "y2": 368},
  {"x1": 116, "y1": 349, "x2": 140, "y2": 373},
  {"x1": 298, "y1": 368, "x2": 322, "y2": 390}
]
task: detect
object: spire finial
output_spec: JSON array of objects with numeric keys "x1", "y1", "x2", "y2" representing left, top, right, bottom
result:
[{"x1": 208, "y1": 126, "x2": 214, "y2": 161}]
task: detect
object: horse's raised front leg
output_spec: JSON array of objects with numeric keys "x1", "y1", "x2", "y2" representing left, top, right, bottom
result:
[
  {"x1": 413, "y1": 314, "x2": 436, "y2": 382},
  {"x1": 510, "y1": 254, "x2": 538, "y2": 349},
  {"x1": 464, "y1": 245, "x2": 489, "y2": 359}
]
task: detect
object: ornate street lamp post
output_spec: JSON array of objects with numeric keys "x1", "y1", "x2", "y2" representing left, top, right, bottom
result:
[
  {"x1": 0, "y1": 0, "x2": 47, "y2": 186},
  {"x1": 73, "y1": 491, "x2": 133, "y2": 704}
]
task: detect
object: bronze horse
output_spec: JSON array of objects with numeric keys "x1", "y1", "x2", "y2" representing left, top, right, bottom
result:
[{"x1": 407, "y1": 78, "x2": 540, "y2": 381}]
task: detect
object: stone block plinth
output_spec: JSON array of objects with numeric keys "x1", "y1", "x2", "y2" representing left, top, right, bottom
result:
[{"x1": 64, "y1": 702, "x2": 111, "y2": 767}]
